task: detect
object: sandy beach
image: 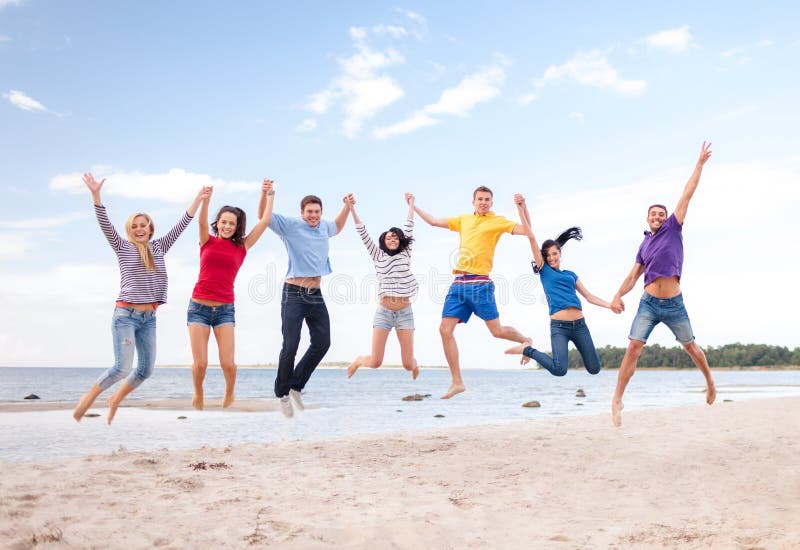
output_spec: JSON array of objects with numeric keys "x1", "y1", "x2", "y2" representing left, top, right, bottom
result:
[{"x1": 1, "y1": 397, "x2": 798, "y2": 549}]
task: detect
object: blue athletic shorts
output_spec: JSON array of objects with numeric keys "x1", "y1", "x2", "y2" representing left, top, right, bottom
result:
[{"x1": 441, "y1": 278, "x2": 499, "y2": 323}]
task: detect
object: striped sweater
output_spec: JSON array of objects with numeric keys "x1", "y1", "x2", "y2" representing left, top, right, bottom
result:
[
  {"x1": 355, "y1": 219, "x2": 418, "y2": 298},
  {"x1": 95, "y1": 205, "x2": 193, "y2": 305}
]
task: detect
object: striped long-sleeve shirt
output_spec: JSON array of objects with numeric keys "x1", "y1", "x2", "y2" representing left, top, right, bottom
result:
[
  {"x1": 355, "y1": 219, "x2": 418, "y2": 298},
  {"x1": 95, "y1": 205, "x2": 193, "y2": 304}
]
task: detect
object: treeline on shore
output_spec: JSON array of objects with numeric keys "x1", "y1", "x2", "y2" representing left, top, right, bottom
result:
[{"x1": 568, "y1": 343, "x2": 800, "y2": 369}]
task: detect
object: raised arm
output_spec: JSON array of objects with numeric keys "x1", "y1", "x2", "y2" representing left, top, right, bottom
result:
[
  {"x1": 405, "y1": 192, "x2": 415, "y2": 221},
  {"x1": 576, "y1": 279, "x2": 616, "y2": 312},
  {"x1": 611, "y1": 262, "x2": 645, "y2": 313},
  {"x1": 198, "y1": 186, "x2": 212, "y2": 246},
  {"x1": 157, "y1": 186, "x2": 210, "y2": 253},
  {"x1": 83, "y1": 172, "x2": 105, "y2": 206},
  {"x1": 515, "y1": 194, "x2": 544, "y2": 269},
  {"x1": 674, "y1": 141, "x2": 712, "y2": 225},
  {"x1": 346, "y1": 193, "x2": 361, "y2": 225},
  {"x1": 333, "y1": 194, "x2": 351, "y2": 235},
  {"x1": 244, "y1": 178, "x2": 275, "y2": 250},
  {"x1": 412, "y1": 199, "x2": 448, "y2": 229}
]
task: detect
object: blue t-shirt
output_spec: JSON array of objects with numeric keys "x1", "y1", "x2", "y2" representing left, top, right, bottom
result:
[
  {"x1": 269, "y1": 213, "x2": 338, "y2": 278},
  {"x1": 536, "y1": 263, "x2": 582, "y2": 316}
]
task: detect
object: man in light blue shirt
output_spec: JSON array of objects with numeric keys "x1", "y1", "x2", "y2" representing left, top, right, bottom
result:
[{"x1": 259, "y1": 191, "x2": 349, "y2": 417}]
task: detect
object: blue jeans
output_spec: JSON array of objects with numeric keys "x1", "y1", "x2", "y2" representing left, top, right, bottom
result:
[
  {"x1": 523, "y1": 318, "x2": 601, "y2": 376},
  {"x1": 96, "y1": 306, "x2": 157, "y2": 390},
  {"x1": 629, "y1": 292, "x2": 695, "y2": 344},
  {"x1": 275, "y1": 284, "x2": 331, "y2": 397}
]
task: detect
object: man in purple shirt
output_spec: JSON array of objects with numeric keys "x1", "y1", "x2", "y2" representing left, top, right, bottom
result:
[{"x1": 610, "y1": 142, "x2": 716, "y2": 427}]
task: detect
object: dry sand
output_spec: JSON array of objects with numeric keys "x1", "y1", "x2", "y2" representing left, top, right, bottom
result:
[{"x1": 1, "y1": 397, "x2": 798, "y2": 549}]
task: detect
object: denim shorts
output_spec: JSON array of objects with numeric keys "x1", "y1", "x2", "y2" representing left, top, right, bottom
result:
[
  {"x1": 373, "y1": 305, "x2": 414, "y2": 330},
  {"x1": 187, "y1": 300, "x2": 236, "y2": 328},
  {"x1": 629, "y1": 292, "x2": 695, "y2": 344},
  {"x1": 442, "y1": 279, "x2": 499, "y2": 323}
]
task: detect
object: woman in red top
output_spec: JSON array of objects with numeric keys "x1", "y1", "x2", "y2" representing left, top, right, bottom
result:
[{"x1": 188, "y1": 179, "x2": 275, "y2": 410}]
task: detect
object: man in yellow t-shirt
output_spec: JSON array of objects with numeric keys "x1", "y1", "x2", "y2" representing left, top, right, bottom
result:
[{"x1": 412, "y1": 186, "x2": 531, "y2": 398}]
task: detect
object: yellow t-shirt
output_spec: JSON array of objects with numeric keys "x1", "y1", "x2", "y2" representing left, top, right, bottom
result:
[{"x1": 446, "y1": 212, "x2": 517, "y2": 275}]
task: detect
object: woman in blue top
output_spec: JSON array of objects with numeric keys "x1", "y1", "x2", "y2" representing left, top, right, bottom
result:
[{"x1": 506, "y1": 195, "x2": 618, "y2": 376}]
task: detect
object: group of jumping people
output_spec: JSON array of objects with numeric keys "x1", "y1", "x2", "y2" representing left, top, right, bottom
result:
[{"x1": 72, "y1": 142, "x2": 716, "y2": 427}]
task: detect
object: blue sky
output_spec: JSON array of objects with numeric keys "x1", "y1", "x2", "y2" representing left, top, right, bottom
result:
[{"x1": 1, "y1": 1, "x2": 799, "y2": 367}]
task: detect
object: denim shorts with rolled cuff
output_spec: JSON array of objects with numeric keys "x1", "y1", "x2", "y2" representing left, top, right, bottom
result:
[
  {"x1": 628, "y1": 292, "x2": 694, "y2": 344},
  {"x1": 187, "y1": 299, "x2": 236, "y2": 328},
  {"x1": 373, "y1": 305, "x2": 414, "y2": 330}
]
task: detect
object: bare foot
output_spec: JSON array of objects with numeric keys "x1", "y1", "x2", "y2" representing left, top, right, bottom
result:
[
  {"x1": 505, "y1": 344, "x2": 531, "y2": 365},
  {"x1": 72, "y1": 394, "x2": 93, "y2": 422},
  {"x1": 411, "y1": 364, "x2": 419, "y2": 380},
  {"x1": 192, "y1": 391, "x2": 204, "y2": 411},
  {"x1": 223, "y1": 391, "x2": 235, "y2": 408},
  {"x1": 106, "y1": 395, "x2": 121, "y2": 425},
  {"x1": 441, "y1": 383, "x2": 465, "y2": 399},
  {"x1": 706, "y1": 383, "x2": 716, "y2": 405},
  {"x1": 611, "y1": 400, "x2": 624, "y2": 427},
  {"x1": 347, "y1": 360, "x2": 360, "y2": 379}
]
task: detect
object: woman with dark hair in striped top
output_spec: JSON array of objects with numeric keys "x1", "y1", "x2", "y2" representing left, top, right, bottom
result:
[
  {"x1": 73, "y1": 172, "x2": 208, "y2": 424},
  {"x1": 346, "y1": 193, "x2": 419, "y2": 380}
]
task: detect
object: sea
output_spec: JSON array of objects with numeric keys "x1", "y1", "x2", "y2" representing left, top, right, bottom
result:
[{"x1": 1, "y1": 366, "x2": 799, "y2": 463}]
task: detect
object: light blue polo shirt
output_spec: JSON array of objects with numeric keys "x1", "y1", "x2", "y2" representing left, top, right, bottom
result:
[{"x1": 269, "y1": 213, "x2": 338, "y2": 277}]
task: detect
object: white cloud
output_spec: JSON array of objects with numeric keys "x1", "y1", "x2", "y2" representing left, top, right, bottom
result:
[
  {"x1": 0, "y1": 36, "x2": 11, "y2": 43},
  {"x1": 0, "y1": 232, "x2": 32, "y2": 258},
  {"x1": 50, "y1": 168, "x2": 259, "y2": 203},
  {"x1": 646, "y1": 25, "x2": 694, "y2": 53},
  {"x1": 373, "y1": 59, "x2": 508, "y2": 139},
  {"x1": 0, "y1": 0, "x2": 23, "y2": 7},
  {"x1": 372, "y1": 24, "x2": 407, "y2": 38},
  {"x1": 0, "y1": 212, "x2": 88, "y2": 230},
  {"x1": 303, "y1": 24, "x2": 406, "y2": 138},
  {"x1": 295, "y1": 118, "x2": 317, "y2": 132},
  {"x1": 722, "y1": 40, "x2": 774, "y2": 64},
  {"x1": 4, "y1": 90, "x2": 48, "y2": 112},
  {"x1": 518, "y1": 92, "x2": 537, "y2": 106},
  {"x1": 537, "y1": 50, "x2": 646, "y2": 97},
  {"x1": 568, "y1": 111, "x2": 585, "y2": 123},
  {"x1": 372, "y1": 112, "x2": 439, "y2": 140}
]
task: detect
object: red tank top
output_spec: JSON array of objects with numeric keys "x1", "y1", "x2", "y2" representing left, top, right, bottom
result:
[{"x1": 192, "y1": 236, "x2": 247, "y2": 303}]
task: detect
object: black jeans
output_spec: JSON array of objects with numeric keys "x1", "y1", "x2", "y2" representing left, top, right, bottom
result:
[{"x1": 274, "y1": 283, "x2": 331, "y2": 397}]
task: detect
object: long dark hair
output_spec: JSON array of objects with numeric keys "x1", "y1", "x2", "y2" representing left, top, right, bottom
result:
[
  {"x1": 541, "y1": 226, "x2": 582, "y2": 258},
  {"x1": 379, "y1": 226, "x2": 413, "y2": 256},
  {"x1": 211, "y1": 206, "x2": 247, "y2": 246}
]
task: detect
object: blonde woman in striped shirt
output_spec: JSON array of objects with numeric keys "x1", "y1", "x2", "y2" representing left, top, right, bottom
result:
[
  {"x1": 346, "y1": 193, "x2": 419, "y2": 380},
  {"x1": 73, "y1": 173, "x2": 208, "y2": 424}
]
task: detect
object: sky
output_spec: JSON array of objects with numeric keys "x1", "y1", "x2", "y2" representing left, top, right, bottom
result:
[{"x1": 1, "y1": 1, "x2": 799, "y2": 368}]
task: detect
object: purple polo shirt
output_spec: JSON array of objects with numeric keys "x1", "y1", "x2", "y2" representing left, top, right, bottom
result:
[{"x1": 635, "y1": 214, "x2": 684, "y2": 286}]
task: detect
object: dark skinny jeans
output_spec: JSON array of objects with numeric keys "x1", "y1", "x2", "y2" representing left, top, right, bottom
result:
[
  {"x1": 274, "y1": 283, "x2": 331, "y2": 397},
  {"x1": 523, "y1": 318, "x2": 601, "y2": 376}
]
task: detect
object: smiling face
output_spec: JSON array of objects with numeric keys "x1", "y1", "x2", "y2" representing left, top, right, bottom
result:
[
  {"x1": 126, "y1": 214, "x2": 154, "y2": 244},
  {"x1": 472, "y1": 191, "x2": 493, "y2": 215},
  {"x1": 544, "y1": 244, "x2": 561, "y2": 269},
  {"x1": 383, "y1": 231, "x2": 400, "y2": 251},
  {"x1": 647, "y1": 206, "x2": 668, "y2": 233},
  {"x1": 216, "y1": 211, "x2": 238, "y2": 240},
  {"x1": 302, "y1": 202, "x2": 322, "y2": 227}
]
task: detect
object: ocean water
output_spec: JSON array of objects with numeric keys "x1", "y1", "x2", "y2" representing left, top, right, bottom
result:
[{"x1": 0, "y1": 366, "x2": 799, "y2": 463}]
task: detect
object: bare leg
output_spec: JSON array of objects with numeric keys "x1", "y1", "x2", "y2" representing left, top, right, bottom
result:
[
  {"x1": 440, "y1": 317, "x2": 465, "y2": 399},
  {"x1": 73, "y1": 383, "x2": 104, "y2": 422},
  {"x1": 396, "y1": 329, "x2": 418, "y2": 380},
  {"x1": 485, "y1": 318, "x2": 531, "y2": 345},
  {"x1": 106, "y1": 381, "x2": 135, "y2": 425},
  {"x1": 189, "y1": 324, "x2": 211, "y2": 410},
  {"x1": 214, "y1": 324, "x2": 237, "y2": 408},
  {"x1": 683, "y1": 341, "x2": 716, "y2": 405},
  {"x1": 612, "y1": 339, "x2": 645, "y2": 427},
  {"x1": 348, "y1": 328, "x2": 390, "y2": 378}
]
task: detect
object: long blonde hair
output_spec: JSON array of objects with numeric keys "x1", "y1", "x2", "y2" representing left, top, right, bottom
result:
[{"x1": 124, "y1": 213, "x2": 156, "y2": 271}]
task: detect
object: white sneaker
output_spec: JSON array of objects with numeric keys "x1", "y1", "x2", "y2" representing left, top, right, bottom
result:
[
  {"x1": 279, "y1": 396, "x2": 293, "y2": 418},
  {"x1": 289, "y1": 389, "x2": 305, "y2": 411}
]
